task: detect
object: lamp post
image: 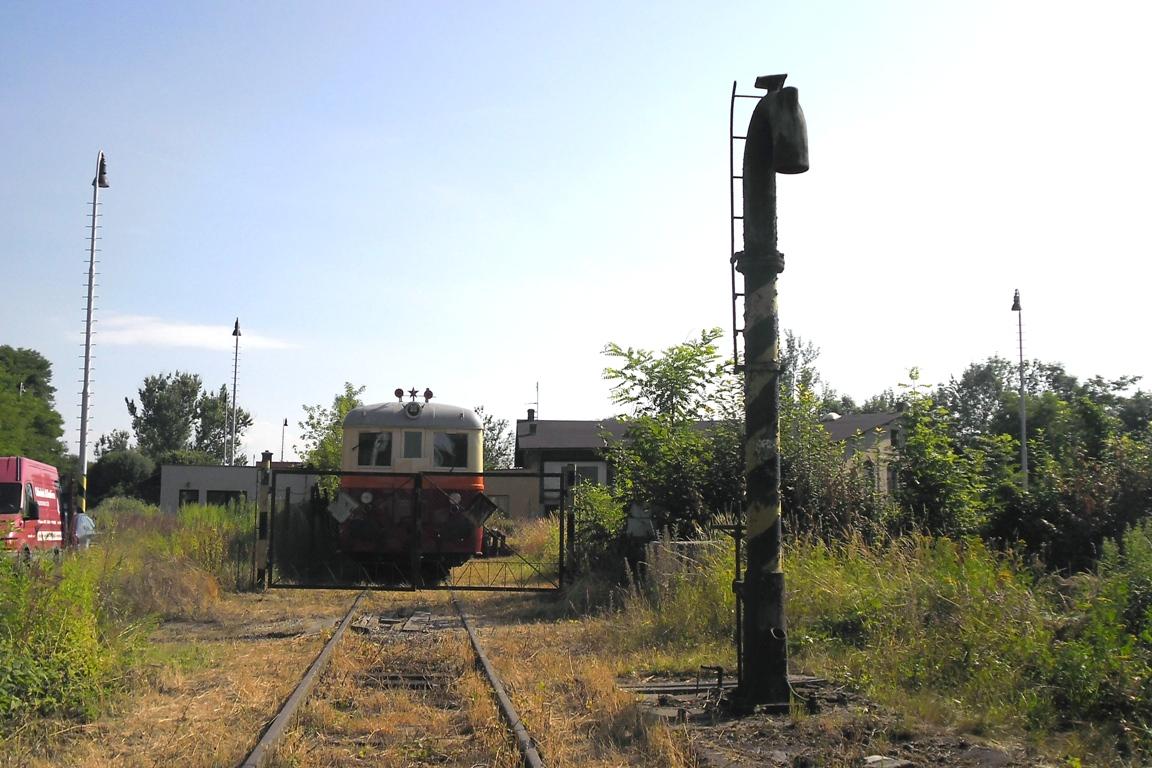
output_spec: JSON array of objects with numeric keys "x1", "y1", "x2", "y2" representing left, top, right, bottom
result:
[
  {"x1": 1011, "y1": 290, "x2": 1028, "y2": 490},
  {"x1": 229, "y1": 318, "x2": 241, "y2": 465},
  {"x1": 78, "y1": 152, "x2": 109, "y2": 517},
  {"x1": 280, "y1": 418, "x2": 287, "y2": 462}
]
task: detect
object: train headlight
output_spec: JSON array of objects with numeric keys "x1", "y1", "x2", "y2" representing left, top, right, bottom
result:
[{"x1": 360, "y1": 491, "x2": 374, "y2": 504}]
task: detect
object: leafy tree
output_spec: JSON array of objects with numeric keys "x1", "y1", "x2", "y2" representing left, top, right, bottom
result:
[
  {"x1": 94, "y1": 429, "x2": 131, "y2": 458},
  {"x1": 126, "y1": 371, "x2": 203, "y2": 457},
  {"x1": 475, "y1": 407, "x2": 514, "y2": 470},
  {"x1": 891, "y1": 371, "x2": 988, "y2": 537},
  {"x1": 124, "y1": 373, "x2": 251, "y2": 464},
  {"x1": 936, "y1": 357, "x2": 1016, "y2": 444},
  {"x1": 780, "y1": 380, "x2": 888, "y2": 539},
  {"x1": 193, "y1": 385, "x2": 253, "y2": 463},
  {"x1": 603, "y1": 330, "x2": 744, "y2": 535},
  {"x1": 87, "y1": 449, "x2": 154, "y2": 503},
  {"x1": 298, "y1": 383, "x2": 365, "y2": 472},
  {"x1": 603, "y1": 327, "x2": 732, "y2": 424},
  {"x1": 0, "y1": 346, "x2": 67, "y2": 466}
]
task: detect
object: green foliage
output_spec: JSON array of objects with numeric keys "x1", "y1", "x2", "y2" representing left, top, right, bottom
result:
[
  {"x1": 126, "y1": 371, "x2": 203, "y2": 456},
  {"x1": 0, "y1": 346, "x2": 67, "y2": 466},
  {"x1": 87, "y1": 449, "x2": 155, "y2": 503},
  {"x1": 891, "y1": 373, "x2": 988, "y2": 537},
  {"x1": 298, "y1": 382, "x2": 364, "y2": 471},
  {"x1": 602, "y1": 330, "x2": 744, "y2": 536},
  {"x1": 193, "y1": 384, "x2": 253, "y2": 463},
  {"x1": 476, "y1": 406, "x2": 514, "y2": 470},
  {"x1": 780, "y1": 380, "x2": 888, "y2": 539},
  {"x1": 298, "y1": 383, "x2": 364, "y2": 495},
  {"x1": 94, "y1": 428, "x2": 131, "y2": 458},
  {"x1": 606, "y1": 416, "x2": 742, "y2": 536},
  {"x1": 0, "y1": 556, "x2": 135, "y2": 721},
  {"x1": 605, "y1": 539, "x2": 736, "y2": 660},
  {"x1": 571, "y1": 482, "x2": 627, "y2": 568},
  {"x1": 125, "y1": 372, "x2": 250, "y2": 463},
  {"x1": 603, "y1": 327, "x2": 734, "y2": 424}
]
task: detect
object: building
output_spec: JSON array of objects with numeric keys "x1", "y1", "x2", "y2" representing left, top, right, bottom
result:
[
  {"x1": 819, "y1": 411, "x2": 903, "y2": 493},
  {"x1": 514, "y1": 409, "x2": 627, "y2": 512},
  {"x1": 158, "y1": 461, "x2": 319, "y2": 514},
  {"x1": 512, "y1": 408, "x2": 905, "y2": 515}
]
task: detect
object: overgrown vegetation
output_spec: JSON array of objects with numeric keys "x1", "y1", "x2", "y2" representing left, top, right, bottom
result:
[
  {"x1": 0, "y1": 500, "x2": 251, "y2": 729},
  {"x1": 575, "y1": 329, "x2": 1152, "y2": 763}
]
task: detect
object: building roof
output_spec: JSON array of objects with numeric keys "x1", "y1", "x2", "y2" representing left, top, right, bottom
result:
[
  {"x1": 515, "y1": 412, "x2": 902, "y2": 453},
  {"x1": 821, "y1": 412, "x2": 902, "y2": 442},
  {"x1": 515, "y1": 418, "x2": 628, "y2": 451}
]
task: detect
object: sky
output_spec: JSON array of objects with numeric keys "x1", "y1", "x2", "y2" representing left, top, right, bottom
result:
[{"x1": 2, "y1": 1, "x2": 1149, "y2": 464}]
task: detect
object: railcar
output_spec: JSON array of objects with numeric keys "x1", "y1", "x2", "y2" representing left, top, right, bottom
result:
[{"x1": 333, "y1": 388, "x2": 496, "y2": 579}]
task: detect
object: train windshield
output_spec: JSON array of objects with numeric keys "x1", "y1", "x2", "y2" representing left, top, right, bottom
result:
[
  {"x1": 433, "y1": 432, "x2": 468, "y2": 468},
  {"x1": 357, "y1": 432, "x2": 393, "y2": 467},
  {"x1": 0, "y1": 482, "x2": 21, "y2": 515}
]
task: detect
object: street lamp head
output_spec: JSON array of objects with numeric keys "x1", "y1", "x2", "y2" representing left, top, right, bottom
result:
[
  {"x1": 232, "y1": 318, "x2": 241, "y2": 337},
  {"x1": 1011, "y1": 289, "x2": 1021, "y2": 312},
  {"x1": 93, "y1": 152, "x2": 109, "y2": 189}
]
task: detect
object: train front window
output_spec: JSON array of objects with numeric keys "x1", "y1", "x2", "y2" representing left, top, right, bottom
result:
[
  {"x1": 357, "y1": 432, "x2": 393, "y2": 467},
  {"x1": 403, "y1": 431, "x2": 423, "y2": 459},
  {"x1": 433, "y1": 432, "x2": 468, "y2": 468}
]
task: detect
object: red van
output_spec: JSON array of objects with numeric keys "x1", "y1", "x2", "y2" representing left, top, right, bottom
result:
[{"x1": 0, "y1": 457, "x2": 65, "y2": 556}]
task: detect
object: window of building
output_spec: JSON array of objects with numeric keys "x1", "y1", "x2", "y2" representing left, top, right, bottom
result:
[
  {"x1": 178, "y1": 488, "x2": 201, "y2": 507},
  {"x1": 565, "y1": 464, "x2": 600, "y2": 486},
  {"x1": 357, "y1": 431, "x2": 393, "y2": 467},
  {"x1": 488, "y1": 494, "x2": 512, "y2": 516},
  {"x1": 433, "y1": 432, "x2": 468, "y2": 468},
  {"x1": 403, "y1": 431, "x2": 423, "y2": 459},
  {"x1": 206, "y1": 490, "x2": 247, "y2": 507}
]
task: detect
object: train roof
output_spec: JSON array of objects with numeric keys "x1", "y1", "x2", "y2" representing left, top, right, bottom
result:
[{"x1": 343, "y1": 401, "x2": 482, "y2": 430}]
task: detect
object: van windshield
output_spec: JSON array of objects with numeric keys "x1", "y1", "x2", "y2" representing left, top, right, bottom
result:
[{"x1": 0, "y1": 483, "x2": 21, "y2": 515}]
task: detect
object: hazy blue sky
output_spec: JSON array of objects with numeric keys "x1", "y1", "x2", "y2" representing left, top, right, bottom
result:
[{"x1": 2, "y1": 1, "x2": 1149, "y2": 462}]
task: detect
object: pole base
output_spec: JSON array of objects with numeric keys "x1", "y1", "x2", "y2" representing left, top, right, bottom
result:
[{"x1": 726, "y1": 688, "x2": 792, "y2": 716}]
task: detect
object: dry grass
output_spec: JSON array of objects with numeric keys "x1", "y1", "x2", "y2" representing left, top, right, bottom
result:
[
  {"x1": 459, "y1": 592, "x2": 698, "y2": 768},
  {"x1": 0, "y1": 589, "x2": 359, "y2": 768},
  {"x1": 273, "y1": 612, "x2": 517, "y2": 767},
  {"x1": 3, "y1": 583, "x2": 699, "y2": 767}
]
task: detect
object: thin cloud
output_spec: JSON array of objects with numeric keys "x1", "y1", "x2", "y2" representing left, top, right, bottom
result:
[{"x1": 96, "y1": 314, "x2": 297, "y2": 350}]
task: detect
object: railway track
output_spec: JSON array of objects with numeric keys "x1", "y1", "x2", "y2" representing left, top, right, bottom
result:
[{"x1": 238, "y1": 591, "x2": 543, "y2": 768}]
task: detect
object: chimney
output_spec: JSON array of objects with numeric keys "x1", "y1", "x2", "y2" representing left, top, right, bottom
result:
[{"x1": 527, "y1": 408, "x2": 536, "y2": 421}]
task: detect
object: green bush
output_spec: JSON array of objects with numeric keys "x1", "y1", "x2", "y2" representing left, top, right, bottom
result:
[{"x1": 0, "y1": 557, "x2": 132, "y2": 720}]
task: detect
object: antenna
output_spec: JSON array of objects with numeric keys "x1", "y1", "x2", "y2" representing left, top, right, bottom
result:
[{"x1": 525, "y1": 381, "x2": 540, "y2": 419}]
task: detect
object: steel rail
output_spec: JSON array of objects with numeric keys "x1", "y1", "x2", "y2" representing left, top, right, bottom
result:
[
  {"x1": 452, "y1": 594, "x2": 545, "y2": 768},
  {"x1": 237, "y1": 591, "x2": 366, "y2": 768}
]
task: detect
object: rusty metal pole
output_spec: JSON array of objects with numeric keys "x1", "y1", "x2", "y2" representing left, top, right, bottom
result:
[{"x1": 735, "y1": 74, "x2": 808, "y2": 710}]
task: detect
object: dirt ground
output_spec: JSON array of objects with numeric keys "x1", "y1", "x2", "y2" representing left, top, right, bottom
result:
[{"x1": 626, "y1": 675, "x2": 1071, "y2": 768}]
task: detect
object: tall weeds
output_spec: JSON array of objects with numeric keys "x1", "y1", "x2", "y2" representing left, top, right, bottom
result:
[{"x1": 0, "y1": 498, "x2": 253, "y2": 726}]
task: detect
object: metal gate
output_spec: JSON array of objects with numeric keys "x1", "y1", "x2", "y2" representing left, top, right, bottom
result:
[{"x1": 254, "y1": 467, "x2": 568, "y2": 592}]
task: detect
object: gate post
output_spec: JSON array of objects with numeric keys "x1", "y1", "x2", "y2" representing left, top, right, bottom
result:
[{"x1": 254, "y1": 450, "x2": 273, "y2": 589}]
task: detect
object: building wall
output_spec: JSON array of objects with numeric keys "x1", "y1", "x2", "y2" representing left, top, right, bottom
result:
[
  {"x1": 161, "y1": 465, "x2": 320, "y2": 514},
  {"x1": 483, "y1": 471, "x2": 542, "y2": 519},
  {"x1": 160, "y1": 465, "x2": 258, "y2": 514}
]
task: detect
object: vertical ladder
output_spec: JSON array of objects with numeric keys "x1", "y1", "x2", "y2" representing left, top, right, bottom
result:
[{"x1": 729, "y1": 81, "x2": 764, "y2": 372}]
